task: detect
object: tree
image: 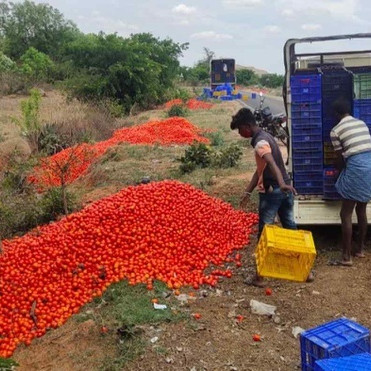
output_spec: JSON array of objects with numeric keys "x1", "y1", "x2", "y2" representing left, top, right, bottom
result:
[
  {"x1": 236, "y1": 68, "x2": 258, "y2": 86},
  {"x1": 259, "y1": 73, "x2": 284, "y2": 88},
  {"x1": 64, "y1": 32, "x2": 187, "y2": 113},
  {"x1": 0, "y1": 0, "x2": 80, "y2": 59},
  {"x1": 20, "y1": 47, "x2": 54, "y2": 81}
]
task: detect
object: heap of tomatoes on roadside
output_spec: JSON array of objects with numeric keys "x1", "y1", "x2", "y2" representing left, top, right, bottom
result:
[
  {"x1": 0, "y1": 181, "x2": 258, "y2": 357},
  {"x1": 29, "y1": 117, "x2": 210, "y2": 189}
]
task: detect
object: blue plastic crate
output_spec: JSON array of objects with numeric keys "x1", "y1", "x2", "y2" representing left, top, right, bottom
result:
[
  {"x1": 314, "y1": 353, "x2": 371, "y2": 371},
  {"x1": 295, "y1": 186, "x2": 323, "y2": 195},
  {"x1": 300, "y1": 318, "x2": 370, "y2": 371},
  {"x1": 294, "y1": 164, "x2": 323, "y2": 173},
  {"x1": 292, "y1": 125, "x2": 322, "y2": 136},
  {"x1": 292, "y1": 133, "x2": 322, "y2": 143},
  {"x1": 354, "y1": 99, "x2": 371, "y2": 124},
  {"x1": 323, "y1": 169, "x2": 341, "y2": 200},
  {"x1": 291, "y1": 74, "x2": 322, "y2": 103},
  {"x1": 293, "y1": 148, "x2": 323, "y2": 157},
  {"x1": 293, "y1": 172, "x2": 323, "y2": 182},
  {"x1": 292, "y1": 140, "x2": 323, "y2": 150},
  {"x1": 292, "y1": 121, "x2": 322, "y2": 130},
  {"x1": 292, "y1": 102, "x2": 322, "y2": 120}
]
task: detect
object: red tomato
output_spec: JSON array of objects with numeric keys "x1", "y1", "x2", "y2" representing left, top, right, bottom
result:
[{"x1": 253, "y1": 334, "x2": 261, "y2": 342}]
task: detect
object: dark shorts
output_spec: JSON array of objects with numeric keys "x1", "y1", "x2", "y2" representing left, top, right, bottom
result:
[{"x1": 258, "y1": 186, "x2": 297, "y2": 239}]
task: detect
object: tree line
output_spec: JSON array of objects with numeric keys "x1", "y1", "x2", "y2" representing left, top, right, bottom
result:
[{"x1": 0, "y1": 0, "x2": 283, "y2": 115}]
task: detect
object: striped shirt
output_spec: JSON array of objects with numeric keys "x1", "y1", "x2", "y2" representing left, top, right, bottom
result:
[{"x1": 330, "y1": 116, "x2": 371, "y2": 158}]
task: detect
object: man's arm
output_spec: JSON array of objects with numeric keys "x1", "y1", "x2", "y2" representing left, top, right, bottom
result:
[
  {"x1": 334, "y1": 150, "x2": 345, "y2": 172},
  {"x1": 263, "y1": 153, "x2": 296, "y2": 194},
  {"x1": 240, "y1": 170, "x2": 258, "y2": 209}
]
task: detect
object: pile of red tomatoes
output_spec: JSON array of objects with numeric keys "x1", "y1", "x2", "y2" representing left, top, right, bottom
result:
[
  {"x1": 29, "y1": 117, "x2": 209, "y2": 189},
  {"x1": 165, "y1": 99, "x2": 213, "y2": 110},
  {"x1": 0, "y1": 181, "x2": 258, "y2": 356}
]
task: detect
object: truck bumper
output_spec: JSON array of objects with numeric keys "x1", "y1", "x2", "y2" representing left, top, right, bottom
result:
[{"x1": 294, "y1": 198, "x2": 371, "y2": 225}]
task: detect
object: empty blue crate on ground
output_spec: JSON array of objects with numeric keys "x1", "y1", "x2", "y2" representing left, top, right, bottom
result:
[
  {"x1": 314, "y1": 353, "x2": 371, "y2": 371},
  {"x1": 300, "y1": 318, "x2": 370, "y2": 371},
  {"x1": 291, "y1": 74, "x2": 322, "y2": 103}
]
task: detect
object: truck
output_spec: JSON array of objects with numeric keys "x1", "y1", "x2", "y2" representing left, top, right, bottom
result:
[
  {"x1": 283, "y1": 33, "x2": 371, "y2": 225},
  {"x1": 210, "y1": 58, "x2": 236, "y2": 90}
]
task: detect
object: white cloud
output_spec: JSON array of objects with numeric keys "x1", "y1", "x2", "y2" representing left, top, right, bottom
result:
[
  {"x1": 264, "y1": 25, "x2": 281, "y2": 34},
  {"x1": 301, "y1": 23, "x2": 322, "y2": 31},
  {"x1": 190, "y1": 31, "x2": 233, "y2": 40},
  {"x1": 172, "y1": 4, "x2": 197, "y2": 15},
  {"x1": 281, "y1": 9, "x2": 294, "y2": 17},
  {"x1": 223, "y1": 0, "x2": 263, "y2": 7},
  {"x1": 78, "y1": 15, "x2": 139, "y2": 34},
  {"x1": 277, "y1": 0, "x2": 362, "y2": 22}
]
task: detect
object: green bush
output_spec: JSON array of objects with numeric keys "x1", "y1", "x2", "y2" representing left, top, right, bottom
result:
[
  {"x1": 212, "y1": 144, "x2": 243, "y2": 168},
  {"x1": 0, "y1": 357, "x2": 19, "y2": 370},
  {"x1": 0, "y1": 52, "x2": 16, "y2": 73},
  {"x1": 206, "y1": 131, "x2": 224, "y2": 147},
  {"x1": 12, "y1": 88, "x2": 42, "y2": 153},
  {"x1": 39, "y1": 187, "x2": 77, "y2": 222},
  {"x1": 179, "y1": 143, "x2": 212, "y2": 173},
  {"x1": 179, "y1": 142, "x2": 243, "y2": 173},
  {"x1": 167, "y1": 104, "x2": 188, "y2": 117},
  {"x1": 20, "y1": 47, "x2": 54, "y2": 81}
]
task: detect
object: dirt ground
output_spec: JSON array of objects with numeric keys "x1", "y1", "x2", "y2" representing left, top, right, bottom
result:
[
  {"x1": 5, "y1": 94, "x2": 371, "y2": 370},
  {"x1": 14, "y1": 234, "x2": 371, "y2": 371},
  {"x1": 13, "y1": 164, "x2": 371, "y2": 370}
]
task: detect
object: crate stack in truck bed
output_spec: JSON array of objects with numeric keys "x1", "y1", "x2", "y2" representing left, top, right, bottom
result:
[
  {"x1": 290, "y1": 67, "x2": 371, "y2": 200},
  {"x1": 291, "y1": 74, "x2": 323, "y2": 195}
]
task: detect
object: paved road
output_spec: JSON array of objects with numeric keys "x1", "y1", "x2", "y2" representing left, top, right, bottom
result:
[{"x1": 240, "y1": 92, "x2": 285, "y2": 115}]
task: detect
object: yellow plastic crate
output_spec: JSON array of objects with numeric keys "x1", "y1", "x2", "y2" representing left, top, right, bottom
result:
[
  {"x1": 256, "y1": 225, "x2": 316, "y2": 282},
  {"x1": 232, "y1": 89, "x2": 239, "y2": 95},
  {"x1": 242, "y1": 94, "x2": 249, "y2": 101},
  {"x1": 213, "y1": 91, "x2": 222, "y2": 97}
]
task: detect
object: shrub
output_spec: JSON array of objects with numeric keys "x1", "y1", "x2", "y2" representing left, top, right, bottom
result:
[
  {"x1": 20, "y1": 47, "x2": 54, "y2": 82},
  {"x1": 39, "y1": 187, "x2": 77, "y2": 222},
  {"x1": 12, "y1": 88, "x2": 42, "y2": 153},
  {"x1": 179, "y1": 143, "x2": 212, "y2": 173},
  {"x1": 167, "y1": 104, "x2": 188, "y2": 117},
  {"x1": 0, "y1": 52, "x2": 16, "y2": 73},
  {"x1": 212, "y1": 144, "x2": 243, "y2": 168},
  {"x1": 179, "y1": 143, "x2": 243, "y2": 173},
  {"x1": 206, "y1": 131, "x2": 224, "y2": 147}
]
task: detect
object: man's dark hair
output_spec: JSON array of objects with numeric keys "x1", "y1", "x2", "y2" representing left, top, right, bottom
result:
[
  {"x1": 230, "y1": 108, "x2": 256, "y2": 130},
  {"x1": 332, "y1": 98, "x2": 352, "y2": 116}
]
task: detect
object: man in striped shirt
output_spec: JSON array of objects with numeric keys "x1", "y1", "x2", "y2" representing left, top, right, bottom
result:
[{"x1": 331, "y1": 98, "x2": 371, "y2": 266}]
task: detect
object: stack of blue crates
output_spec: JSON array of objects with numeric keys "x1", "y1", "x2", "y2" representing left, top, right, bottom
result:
[
  {"x1": 323, "y1": 168, "x2": 341, "y2": 200},
  {"x1": 300, "y1": 318, "x2": 371, "y2": 371},
  {"x1": 315, "y1": 353, "x2": 371, "y2": 371},
  {"x1": 291, "y1": 74, "x2": 323, "y2": 194},
  {"x1": 353, "y1": 73, "x2": 371, "y2": 132},
  {"x1": 322, "y1": 69, "x2": 354, "y2": 142},
  {"x1": 321, "y1": 70, "x2": 353, "y2": 199}
]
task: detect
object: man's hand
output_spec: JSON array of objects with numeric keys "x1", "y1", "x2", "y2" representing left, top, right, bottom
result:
[
  {"x1": 239, "y1": 193, "x2": 251, "y2": 209},
  {"x1": 280, "y1": 184, "x2": 297, "y2": 195}
]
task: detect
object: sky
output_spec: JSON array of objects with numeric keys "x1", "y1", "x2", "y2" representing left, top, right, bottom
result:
[{"x1": 14, "y1": 0, "x2": 371, "y2": 73}]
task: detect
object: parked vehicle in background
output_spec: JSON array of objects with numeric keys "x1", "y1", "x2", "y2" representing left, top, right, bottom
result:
[
  {"x1": 210, "y1": 58, "x2": 236, "y2": 90},
  {"x1": 253, "y1": 92, "x2": 289, "y2": 146}
]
